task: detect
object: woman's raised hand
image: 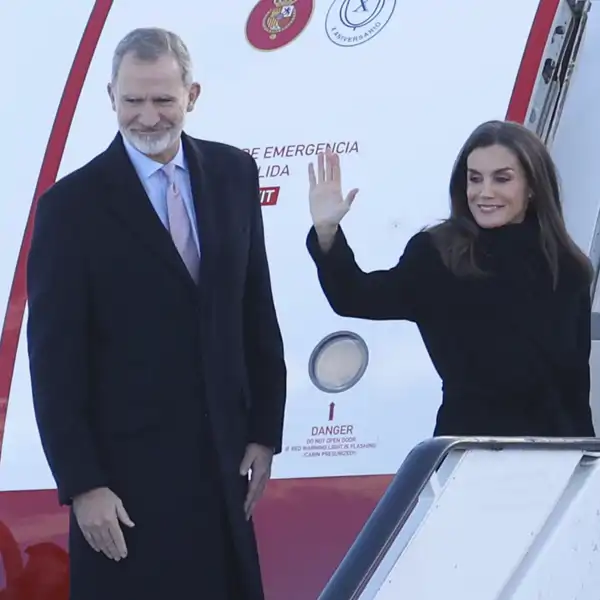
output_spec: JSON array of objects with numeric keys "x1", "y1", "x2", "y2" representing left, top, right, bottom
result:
[{"x1": 308, "y1": 150, "x2": 359, "y2": 232}]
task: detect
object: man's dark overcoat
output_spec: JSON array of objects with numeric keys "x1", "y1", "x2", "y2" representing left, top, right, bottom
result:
[{"x1": 26, "y1": 132, "x2": 287, "y2": 600}]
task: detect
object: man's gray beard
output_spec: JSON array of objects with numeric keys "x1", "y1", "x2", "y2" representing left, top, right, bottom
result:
[{"x1": 122, "y1": 125, "x2": 182, "y2": 157}]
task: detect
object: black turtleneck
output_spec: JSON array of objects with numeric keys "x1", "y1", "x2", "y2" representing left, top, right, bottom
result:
[{"x1": 306, "y1": 218, "x2": 595, "y2": 437}]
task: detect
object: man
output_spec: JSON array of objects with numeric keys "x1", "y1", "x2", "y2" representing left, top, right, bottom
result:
[{"x1": 26, "y1": 27, "x2": 286, "y2": 600}]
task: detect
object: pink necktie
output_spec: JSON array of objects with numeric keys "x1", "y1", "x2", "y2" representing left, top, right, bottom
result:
[{"x1": 163, "y1": 163, "x2": 200, "y2": 283}]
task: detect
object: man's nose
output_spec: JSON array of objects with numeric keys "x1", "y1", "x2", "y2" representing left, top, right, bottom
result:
[{"x1": 137, "y1": 104, "x2": 161, "y2": 128}]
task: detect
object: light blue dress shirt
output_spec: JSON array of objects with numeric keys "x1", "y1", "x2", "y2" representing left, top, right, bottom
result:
[{"x1": 122, "y1": 135, "x2": 200, "y2": 254}]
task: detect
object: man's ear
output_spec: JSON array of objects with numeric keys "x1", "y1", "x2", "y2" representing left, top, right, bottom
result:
[
  {"x1": 187, "y1": 83, "x2": 201, "y2": 112},
  {"x1": 107, "y1": 83, "x2": 116, "y2": 111}
]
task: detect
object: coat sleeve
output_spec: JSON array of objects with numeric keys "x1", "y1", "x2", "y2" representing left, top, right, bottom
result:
[
  {"x1": 242, "y1": 154, "x2": 287, "y2": 454},
  {"x1": 306, "y1": 225, "x2": 434, "y2": 322},
  {"x1": 568, "y1": 285, "x2": 596, "y2": 436},
  {"x1": 27, "y1": 188, "x2": 109, "y2": 505}
]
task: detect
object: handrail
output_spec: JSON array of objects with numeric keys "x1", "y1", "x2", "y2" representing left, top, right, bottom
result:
[{"x1": 317, "y1": 436, "x2": 600, "y2": 600}]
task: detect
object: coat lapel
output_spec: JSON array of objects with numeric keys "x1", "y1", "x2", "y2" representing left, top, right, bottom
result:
[
  {"x1": 181, "y1": 133, "x2": 218, "y2": 282},
  {"x1": 98, "y1": 133, "x2": 199, "y2": 293},
  {"x1": 181, "y1": 132, "x2": 222, "y2": 286}
]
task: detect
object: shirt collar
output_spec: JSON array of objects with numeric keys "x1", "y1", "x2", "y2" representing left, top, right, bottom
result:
[{"x1": 122, "y1": 134, "x2": 187, "y2": 180}]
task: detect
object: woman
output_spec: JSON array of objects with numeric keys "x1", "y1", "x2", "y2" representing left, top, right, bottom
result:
[{"x1": 306, "y1": 120, "x2": 596, "y2": 437}]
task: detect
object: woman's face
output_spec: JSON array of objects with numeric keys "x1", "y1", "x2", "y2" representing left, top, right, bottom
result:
[{"x1": 466, "y1": 144, "x2": 529, "y2": 229}]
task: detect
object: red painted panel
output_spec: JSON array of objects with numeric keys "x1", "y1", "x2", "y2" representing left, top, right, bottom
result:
[
  {"x1": 0, "y1": 476, "x2": 391, "y2": 599},
  {"x1": 506, "y1": 0, "x2": 560, "y2": 122}
]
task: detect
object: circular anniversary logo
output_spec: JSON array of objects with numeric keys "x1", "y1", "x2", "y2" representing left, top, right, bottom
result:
[{"x1": 325, "y1": 0, "x2": 396, "y2": 47}]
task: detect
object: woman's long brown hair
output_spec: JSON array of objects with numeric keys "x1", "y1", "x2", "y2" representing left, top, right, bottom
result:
[{"x1": 428, "y1": 120, "x2": 593, "y2": 288}]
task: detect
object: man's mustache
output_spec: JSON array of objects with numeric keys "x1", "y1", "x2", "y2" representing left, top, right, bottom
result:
[{"x1": 130, "y1": 127, "x2": 172, "y2": 134}]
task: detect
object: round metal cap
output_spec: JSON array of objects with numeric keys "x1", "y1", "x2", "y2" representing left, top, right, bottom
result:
[{"x1": 308, "y1": 331, "x2": 369, "y2": 393}]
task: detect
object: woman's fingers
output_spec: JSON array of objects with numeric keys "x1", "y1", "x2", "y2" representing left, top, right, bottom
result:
[
  {"x1": 318, "y1": 152, "x2": 325, "y2": 183},
  {"x1": 308, "y1": 162, "x2": 316, "y2": 190}
]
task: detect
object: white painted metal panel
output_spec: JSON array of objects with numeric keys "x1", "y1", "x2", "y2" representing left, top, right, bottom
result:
[{"x1": 0, "y1": 0, "x2": 543, "y2": 491}]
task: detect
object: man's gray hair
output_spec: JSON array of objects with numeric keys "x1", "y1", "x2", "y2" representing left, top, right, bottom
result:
[{"x1": 111, "y1": 27, "x2": 193, "y2": 85}]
